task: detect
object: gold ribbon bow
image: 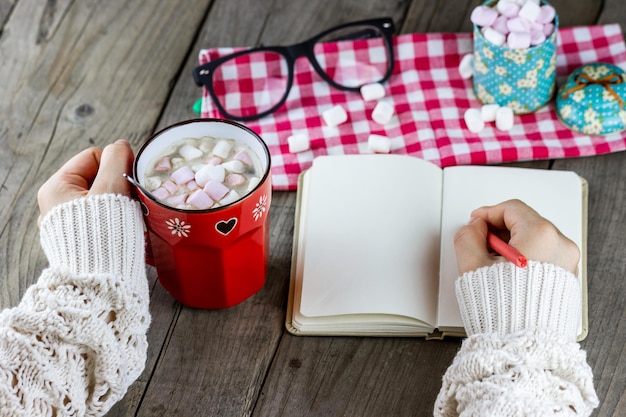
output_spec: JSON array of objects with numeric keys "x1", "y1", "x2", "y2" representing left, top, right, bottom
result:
[{"x1": 562, "y1": 72, "x2": 625, "y2": 109}]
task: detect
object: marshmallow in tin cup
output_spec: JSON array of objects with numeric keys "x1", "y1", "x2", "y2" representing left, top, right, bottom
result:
[
  {"x1": 133, "y1": 119, "x2": 272, "y2": 309},
  {"x1": 471, "y1": 0, "x2": 559, "y2": 114}
]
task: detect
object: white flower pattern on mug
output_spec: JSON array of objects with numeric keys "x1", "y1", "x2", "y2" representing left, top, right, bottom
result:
[
  {"x1": 252, "y1": 195, "x2": 268, "y2": 221},
  {"x1": 166, "y1": 218, "x2": 191, "y2": 238}
]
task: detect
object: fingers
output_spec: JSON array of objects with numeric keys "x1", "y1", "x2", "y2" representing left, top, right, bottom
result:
[
  {"x1": 454, "y1": 216, "x2": 500, "y2": 274},
  {"x1": 89, "y1": 139, "x2": 134, "y2": 197}
]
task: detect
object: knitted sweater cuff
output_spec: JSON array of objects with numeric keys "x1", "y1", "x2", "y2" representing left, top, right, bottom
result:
[
  {"x1": 455, "y1": 261, "x2": 582, "y2": 341},
  {"x1": 39, "y1": 194, "x2": 145, "y2": 279}
]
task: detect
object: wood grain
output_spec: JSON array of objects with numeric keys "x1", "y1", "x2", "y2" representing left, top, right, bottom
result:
[{"x1": 0, "y1": 0, "x2": 625, "y2": 416}]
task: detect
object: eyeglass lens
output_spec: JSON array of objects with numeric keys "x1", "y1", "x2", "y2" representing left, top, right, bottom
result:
[{"x1": 210, "y1": 23, "x2": 391, "y2": 119}]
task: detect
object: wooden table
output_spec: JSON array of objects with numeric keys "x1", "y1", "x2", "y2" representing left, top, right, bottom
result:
[{"x1": 1, "y1": 1, "x2": 625, "y2": 416}]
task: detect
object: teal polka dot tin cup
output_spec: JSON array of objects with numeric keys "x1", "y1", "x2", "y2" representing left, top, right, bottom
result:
[
  {"x1": 472, "y1": 0, "x2": 559, "y2": 114},
  {"x1": 556, "y1": 62, "x2": 626, "y2": 136}
]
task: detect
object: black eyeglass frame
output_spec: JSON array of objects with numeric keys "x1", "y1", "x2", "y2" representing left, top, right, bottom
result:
[{"x1": 192, "y1": 17, "x2": 396, "y2": 121}]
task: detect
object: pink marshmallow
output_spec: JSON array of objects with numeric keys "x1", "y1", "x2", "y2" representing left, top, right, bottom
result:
[
  {"x1": 508, "y1": 31, "x2": 532, "y2": 49},
  {"x1": 187, "y1": 190, "x2": 214, "y2": 210},
  {"x1": 234, "y1": 150, "x2": 254, "y2": 166},
  {"x1": 204, "y1": 180, "x2": 230, "y2": 201},
  {"x1": 225, "y1": 173, "x2": 246, "y2": 187},
  {"x1": 154, "y1": 156, "x2": 172, "y2": 172},
  {"x1": 152, "y1": 187, "x2": 170, "y2": 200},
  {"x1": 536, "y1": 5, "x2": 556, "y2": 24},
  {"x1": 530, "y1": 30, "x2": 546, "y2": 46},
  {"x1": 166, "y1": 193, "x2": 188, "y2": 207},
  {"x1": 162, "y1": 180, "x2": 179, "y2": 194},
  {"x1": 471, "y1": 5, "x2": 498, "y2": 27},
  {"x1": 206, "y1": 156, "x2": 222, "y2": 166},
  {"x1": 186, "y1": 180, "x2": 199, "y2": 191},
  {"x1": 542, "y1": 23, "x2": 555, "y2": 37},
  {"x1": 170, "y1": 166, "x2": 196, "y2": 185},
  {"x1": 507, "y1": 17, "x2": 530, "y2": 33},
  {"x1": 492, "y1": 15, "x2": 510, "y2": 35}
]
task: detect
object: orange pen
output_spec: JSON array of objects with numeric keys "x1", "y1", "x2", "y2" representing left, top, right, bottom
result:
[{"x1": 487, "y1": 231, "x2": 528, "y2": 268}]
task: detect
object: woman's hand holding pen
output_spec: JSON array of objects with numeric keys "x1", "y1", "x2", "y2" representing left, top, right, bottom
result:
[{"x1": 454, "y1": 199, "x2": 580, "y2": 275}]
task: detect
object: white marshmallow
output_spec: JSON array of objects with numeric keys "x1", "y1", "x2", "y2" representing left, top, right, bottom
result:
[
  {"x1": 367, "y1": 134, "x2": 391, "y2": 153},
  {"x1": 195, "y1": 163, "x2": 226, "y2": 186},
  {"x1": 495, "y1": 106, "x2": 515, "y2": 131},
  {"x1": 145, "y1": 176, "x2": 162, "y2": 190},
  {"x1": 508, "y1": 31, "x2": 532, "y2": 49},
  {"x1": 220, "y1": 190, "x2": 241, "y2": 206},
  {"x1": 518, "y1": 1, "x2": 541, "y2": 22},
  {"x1": 247, "y1": 177, "x2": 261, "y2": 192},
  {"x1": 178, "y1": 144, "x2": 203, "y2": 160},
  {"x1": 464, "y1": 108, "x2": 485, "y2": 133},
  {"x1": 371, "y1": 101, "x2": 395, "y2": 125},
  {"x1": 481, "y1": 104, "x2": 500, "y2": 122},
  {"x1": 507, "y1": 17, "x2": 530, "y2": 33},
  {"x1": 221, "y1": 160, "x2": 245, "y2": 173},
  {"x1": 483, "y1": 27, "x2": 506, "y2": 46},
  {"x1": 322, "y1": 104, "x2": 348, "y2": 127},
  {"x1": 287, "y1": 133, "x2": 310, "y2": 153},
  {"x1": 458, "y1": 53, "x2": 474, "y2": 79},
  {"x1": 497, "y1": 0, "x2": 521, "y2": 18},
  {"x1": 360, "y1": 83, "x2": 386, "y2": 101},
  {"x1": 212, "y1": 140, "x2": 232, "y2": 159}
]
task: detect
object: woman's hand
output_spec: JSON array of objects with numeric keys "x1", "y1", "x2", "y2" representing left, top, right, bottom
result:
[
  {"x1": 454, "y1": 199, "x2": 580, "y2": 274},
  {"x1": 37, "y1": 139, "x2": 134, "y2": 225}
]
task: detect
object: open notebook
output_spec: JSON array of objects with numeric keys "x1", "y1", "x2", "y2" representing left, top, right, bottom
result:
[{"x1": 286, "y1": 154, "x2": 588, "y2": 340}]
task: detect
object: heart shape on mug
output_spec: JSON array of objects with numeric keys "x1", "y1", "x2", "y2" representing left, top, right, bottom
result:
[{"x1": 215, "y1": 217, "x2": 238, "y2": 235}]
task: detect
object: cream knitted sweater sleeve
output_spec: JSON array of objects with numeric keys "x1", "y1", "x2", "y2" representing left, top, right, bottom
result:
[
  {"x1": 0, "y1": 195, "x2": 150, "y2": 417},
  {"x1": 434, "y1": 261, "x2": 599, "y2": 417}
]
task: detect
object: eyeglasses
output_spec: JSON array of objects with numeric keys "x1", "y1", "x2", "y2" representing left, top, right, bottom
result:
[{"x1": 192, "y1": 18, "x2": 396, "y2": 121}]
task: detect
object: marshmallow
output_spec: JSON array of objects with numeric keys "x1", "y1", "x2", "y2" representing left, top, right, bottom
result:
[
  {"x1": 530, "y1": 30, "x2": 546, "y2": 46},
  {"x1": 507, "y1": 17, "x2": 530, "y2": 33},
  {"x1": 207, "y1": 156, "x2": 222, "y2": 165},
  {"x1": 145, "y1": 176, "x2": 162, "y2": 190},
  {"x1": 152, "y1": 187, "x2": 170, "y2": 200},
  {"x1": 536, "y1": 5, "x2": 556, "y2": 24},
  {"x1": 470, "y1": 5, "x2": 498, "y2": 27},
  {"x1": 186, "y1": 180, "x2": 199, "y2": 191},
  {"x1": 195, "y1": 163, "x2": 226, "y2": 186},
  {"x1": 220, "y1": 190, "x2": 241, "y2": 206},
  {"x1": 204, "y1": 180, "x2": 230, "y2": 201},
  {"x1": 247, "y1": 177, "x2": 260, "y2": 192},
  {"x1": 367, "y1": 134, "x2": 391, "y2": 153},
  {"x1": 360, "y1": 83, "x2": 386, "y2": 101},
  {"x1": 483, "y1": 27, "x2": 506, "y2": 46},
  {"x1": 170, "y1": 166, "x2": 196, "y2": 185},
  {"x1": 179, "y1": 144, "x2": 203, "y2": 160},
  {"x1": 212, "y1": 140, "x2": 232, "y2": 159},
  {"x1": 518, "y1": 1, "x2": 541, "y2": 22},
  {"x1": 458, "y1": 54, "x2": 474, "y2": 79},
  {"x1": 166, "y1": 193, "x2": 188, "y2": 207},
  {"x1": 222, "y1": 160, "x2": 245, "y2": 173},
  {"x1": 287, "y1": 133, "x2": 311, "y2": 153},
  {"x1": 162, "y1": 180, "x2": 179, "y2": 194},
  {"x1": 492, "y1": 15, "x2": 510, "y2": 35},
  {"x1": 495, "y1": 106, "x2": 515, "y2": 131},
  {"x1": 481, "y1": 104, "x2": 500, "y2": 122},
  {"x1": 234, "y1": 150, "x2": 253, "y2": 166},
  {"x1": 497, "y1": 0, "x2": 521, "y2": 18},
  {"x1": 154, "y1": 156, "x2": 172, "y2": 172},
  {"x1": 187, "y1": 190, "x2": 214, "y2": 210},
  {"x1": 322, "y1": 104, "x2": 348, "y2": 127},
  {"x1": 371, "y1": 101, "x2": 395, "y2": 125},
  {"x1": 507, "y1": 31, "x2": 532, "y2": 49},
  {"x1": 225, "y1": 173, "x2": 246, "y2": 187},
  {"x1": 464, "y1": 108, "x2": 485, "y2": 133}
]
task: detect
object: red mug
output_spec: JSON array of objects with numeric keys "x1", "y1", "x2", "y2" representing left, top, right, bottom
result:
[{"x1": 133, "y1": 119, "x2": 271, "y2": 309}]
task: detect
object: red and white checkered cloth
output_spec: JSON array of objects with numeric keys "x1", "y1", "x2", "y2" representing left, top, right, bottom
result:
[{"x1": 199, "y1": 24, "x2": 626, "y2": 190}]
